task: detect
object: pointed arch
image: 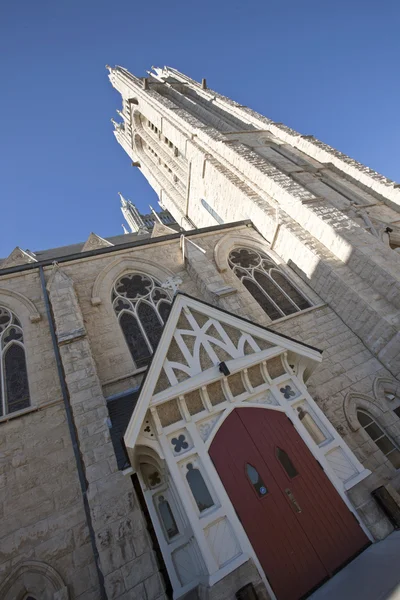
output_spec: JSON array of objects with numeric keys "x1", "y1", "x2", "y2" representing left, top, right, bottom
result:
[
  {"x1": 91, "y1": 256, "x2": 175, "y2": 305},
  {"x1": 0, "y1": 561, "x2": 68, "y2": 600},
  {"x1": 0, "y1": 307, "x2": 30, "y2": 416},
  {"x1": 214, "y1": 233, "x2": 273, "y2": 273},
  {"x1": 0, "y1": 288, "x2": 41, "y2": 324},
  {"x1": 112, "y1": 272, "x2": 172, "y2": 369},
  {"x1": 343, "y1": 392, "x2": 388, "y2": 432},
  {"x1": 373, "y1": 376, "x2": 400, "y2": 405},
  {"x1": 228, "y1": 246, "x2": 311, "y2": 320}
]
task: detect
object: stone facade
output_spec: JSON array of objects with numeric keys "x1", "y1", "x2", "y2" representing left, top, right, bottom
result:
[{"x1": 1, "y1": 66, "x2": 400, "y2": 600}]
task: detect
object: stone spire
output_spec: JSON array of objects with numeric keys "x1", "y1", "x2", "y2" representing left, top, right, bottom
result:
[{"x1": 119, "y1": 193, "x2": 148, "y2": 234}]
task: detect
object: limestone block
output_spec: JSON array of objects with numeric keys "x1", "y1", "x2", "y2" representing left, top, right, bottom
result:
[
  {"x1": 121, "y1": 551, "x2": 155, "y2": 590},
  {"x1": 144, "y1": 572, "x2": 165, "y2": 600},
  {"x1": 54, "y1": 588, "x2": 69, "y2": 600},
  {"x1": 105, "y1": 568, "x2": 126, "y2": 599},
  {"x1": 35, "y1": 530, "x2": 75, "y2": 562}
]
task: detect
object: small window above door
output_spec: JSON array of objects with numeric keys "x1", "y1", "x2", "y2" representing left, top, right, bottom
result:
[{"x1": 246, "y1": 463, "x2": 269, "y2": 497}]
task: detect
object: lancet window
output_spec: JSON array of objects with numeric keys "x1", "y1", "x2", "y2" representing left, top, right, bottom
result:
[
  {"x1": 0, "y1": 306, "x2": 30, "y2": 416},
  {"x1": 357, "y1": 410, "x2": 400, "y2": 469},
  {"x1": 112, "y1": 273, "x2": 172, "y2": 368},
  {"x1": 228, "y1": 247, "x2": 311, "y2": 321}
]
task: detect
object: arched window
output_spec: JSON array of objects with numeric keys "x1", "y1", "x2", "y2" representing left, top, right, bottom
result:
[
  {"x1": 156, "y1": 495, "x2": 179, "y2": 539},
  {"x1": 186, "y1": 463, "x2": 214, "y2": 512},
  {"x1": 357, "y1": 410, "x2": 400, "y2": 469},
  {"x1": 112, "y1": 273, "x2": 172, "y2": 368},
  {"x1": 0, "y1": 306, "x2": 30, "y2": 417},
  {"x1": 228, "y1": 247, "x2": 311, "y2": 321}
]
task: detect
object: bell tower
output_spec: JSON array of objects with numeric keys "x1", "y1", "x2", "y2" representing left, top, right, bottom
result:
[{"x1": 108, "y1": 64, "x2": 400, "y2": 384}]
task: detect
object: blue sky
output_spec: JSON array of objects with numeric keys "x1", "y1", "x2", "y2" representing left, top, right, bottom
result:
[{"x1": 1, "y1": 0, "x2": 399, "y2": 257}]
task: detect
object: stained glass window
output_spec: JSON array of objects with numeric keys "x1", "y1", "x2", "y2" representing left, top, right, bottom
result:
[
  {"x1": 0, "y1": 306, "x2": 30, "y2": 416},
  {"x1": 186, "y1": 463, "x2": 214, "y2": 512},
  {"x1": 276, "y1": 448, "x2": 298, "y2": 478},
  {"x1": 112, "y1": 273, "x2": 171, "y2": 368},
  {"x1": 228, "y1": 247, "x2": 311, "y2": 321},
  {"x1": 357, "y1": 410, "x2": 400, "y2": 469},
  {"x1": 246, "y1": 463, "x2": 269, "y2": 497}
]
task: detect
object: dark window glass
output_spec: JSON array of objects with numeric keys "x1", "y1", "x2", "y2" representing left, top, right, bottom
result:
[
  {"x1": 357, "y1": 411, "x2": 373, "y2": 428},
  {"x1": 186, "y1": 463, "x2": 214, "y2": 512},
  {"x1": 357, "y1": 410, "x2": 400, "y2": 469},
  {"x1": 254, "y1": 271, "x2": 298, "y2": 316},
  {"x1": 246, "y1": 463, "x2": 269, "y2": 497},
  {"x1": 119, "y1": 312, "x2": 152, "y2": 367},
  {"x1": 228, "y1": 247, "x2": 311, "y2": 321},
  {"x1": 375, "y1": 436, "x2": 396, "y2": 455},
  {"x1": 157, "y1": 495, "x2": 179, "y2": 539},
  {"x1": 137, "y1": 302, "x2": 163, "y2": 350},
  {"x1": 270, "y1": 270, "x2": 311, "y2": 311},
  {"x1": 364, "y1": 421, "x2": 385, "y2": 441},
  {"x1": 4, "y1": 344, "x2": 30, "y2": 414},
  {"x1": 158, "y1": 301, "x2": 171, "y2": 323},
  {"x1": 113, "y1": 274, "x2": 171, "y2": 369},
  {"x1": 116, "y1": 274, "x2": 153, "y2": 299},
  {"x1": 0, "y1": 307, "x2": 30, "y2": 416},
  {"x1": 393, "y1": 406, "x2": 400, "y2": 419},
  {"x1": 243, "y1": 279, "x2": 282, "y2": 320},
  {"x1": 276, "y1": 448, "x2": 298, "y2": 478}
]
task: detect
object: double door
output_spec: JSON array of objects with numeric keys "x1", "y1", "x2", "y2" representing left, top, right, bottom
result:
[{"x1": 209, "y1": 408, "x2": 369, "y2": 600}]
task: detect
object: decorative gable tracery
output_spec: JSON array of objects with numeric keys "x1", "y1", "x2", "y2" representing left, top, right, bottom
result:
[{"x1": 154, "y1": 307, "x2": 274, "y2": 394}]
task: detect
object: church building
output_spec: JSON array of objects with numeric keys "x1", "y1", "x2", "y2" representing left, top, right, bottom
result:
[{"x1": 1, "y1": 65, "x2": 400, "y2": 600}]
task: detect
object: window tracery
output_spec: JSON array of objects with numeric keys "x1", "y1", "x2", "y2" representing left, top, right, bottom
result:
[
  {"x1": 112, "y1": 273, "x2": 171, "y2": 368},
  {"x1": 0, "y1": 306, "x2": 30, "y2": 417},
  {"x1": 357, "y1": 410, "x2": 400, "y2": 469},
  {"x1": 228, "y1": 248, "x2": 311, "y2": 320}
]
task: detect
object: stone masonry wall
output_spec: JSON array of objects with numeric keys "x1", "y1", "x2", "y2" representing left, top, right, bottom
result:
[
  {"x1": 1, "y1": 219, "x2": 400, "y2": 597},
  {"x1": 0, "y1": 404, "x2": 100, "y2": 599},
  {"x1": 47, "y1": 266, "x2": 168, "y2": 600},
  {"x1": 0, "y1": 268, "x2": 100, "y2": 598}
]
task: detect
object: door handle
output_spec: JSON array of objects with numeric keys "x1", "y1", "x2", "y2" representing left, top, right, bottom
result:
[{"x1": 285, "y1": 488, "x2": 302, "y2": 513}]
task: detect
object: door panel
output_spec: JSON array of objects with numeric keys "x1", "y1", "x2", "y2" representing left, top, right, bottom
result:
[
  {"x1": 209, "y1": 408, "x2": 369, "y2": 600},
  {"x1": 210, "y1": 410, "x2": 328, "y2": 600},
  {"x1": 238, "y1": 409, "x2": 369, "y2": 574}
]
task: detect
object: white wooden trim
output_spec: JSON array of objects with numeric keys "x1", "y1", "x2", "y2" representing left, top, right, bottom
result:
[{"x1": 124, "y1": 294, "x2": 322, "y2": 450}]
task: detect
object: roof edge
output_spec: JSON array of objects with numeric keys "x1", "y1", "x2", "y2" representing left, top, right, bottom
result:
[{"x1": 0, "y1": 220, "x2": 253, "y2": 277}]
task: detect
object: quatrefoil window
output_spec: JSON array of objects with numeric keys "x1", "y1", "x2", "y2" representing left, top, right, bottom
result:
[
  {"x1": 171, "y1": 434, "x2": 189, "y2": 453},
  {"x1": 148, "y1": 471, "x2": 161, "y2": 487},
  {"x1": 280, "y1": 385, "x2": 295, "y2": 399}
]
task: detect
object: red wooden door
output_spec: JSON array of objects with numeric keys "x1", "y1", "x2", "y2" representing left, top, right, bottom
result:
[{"x1": 209, "y1": 408, "x2": 369, "y2": 600}]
